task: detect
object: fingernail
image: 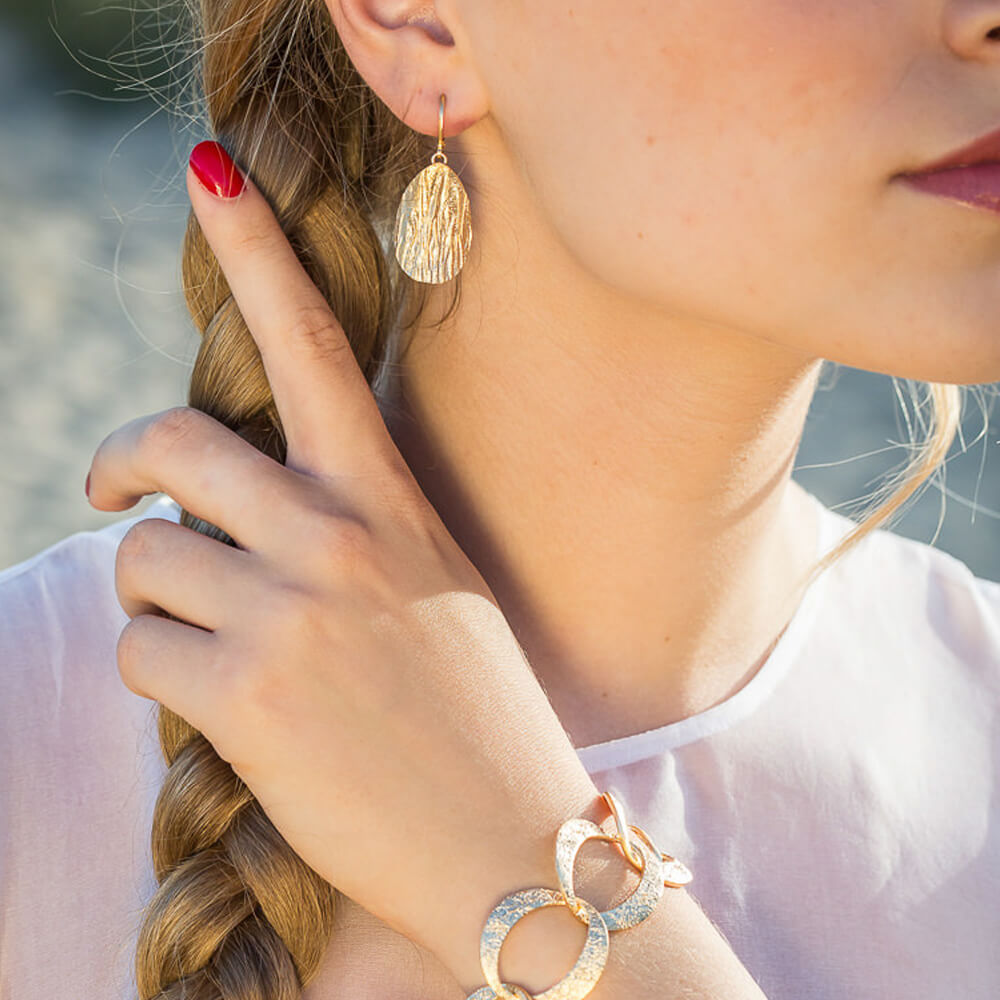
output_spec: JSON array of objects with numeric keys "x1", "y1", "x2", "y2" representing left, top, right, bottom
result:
[
  {"x1": 189, "y1": 140, "x2": 246, "y2": 199},
  {"x1": 85, "y1": 471, "x2": 91, "y2": 499}
]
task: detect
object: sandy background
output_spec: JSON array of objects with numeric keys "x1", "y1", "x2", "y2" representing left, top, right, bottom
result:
[{"x1": 2, "y1": 22, "x2": 999, "y2": 582}]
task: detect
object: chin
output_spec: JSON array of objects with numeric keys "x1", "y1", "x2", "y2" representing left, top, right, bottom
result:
[{"x1": 827, "y1": 346, "x2": 1000, "y2": 386}]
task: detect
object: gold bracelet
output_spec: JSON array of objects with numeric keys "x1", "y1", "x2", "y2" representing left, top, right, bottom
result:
[{"x1": 464, "y1": 790, "x2": 692, "y2": 1000}]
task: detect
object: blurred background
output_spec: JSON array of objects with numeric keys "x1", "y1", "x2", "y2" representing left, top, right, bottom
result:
[{"x1": 1, "y1": 0, "x2": 999, "y2": 581}]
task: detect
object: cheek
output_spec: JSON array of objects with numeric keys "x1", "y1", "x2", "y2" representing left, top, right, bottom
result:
[{"x1": 491, "y1": 1, "x2": 935, "y2": 348}]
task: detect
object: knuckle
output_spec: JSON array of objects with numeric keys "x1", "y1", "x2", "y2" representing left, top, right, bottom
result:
[
  {"x1": 115, "y1": 520, "x2": 156, "y2": 585},
  {"x1": 115, "y1": 518, "x2": 175, "y2": 594},
  {"x1": 116, "y1": 617, "x2": 150, "y2": 690},
  {"x1": 286, "y1": 302, "x2": 347, "y2": 363},
  {"x1": 261, "y1": 578, "x2": 344, "y2": 671},
  {"x1": 265, "y1": 580, "x2": 318, "y2": 638},
  {"x1": 116, "y1": 522, "x2": 149, "y2": 567},
  {"x1": 315, "y1": 511, "x2": 375, "y2": 571},
  {"x1": 139, "y1": 406, "x2": 205, "y2": 460},
  {"x1": 218, "y1": 654, "x2": 269, "y2": 715},
  {"x1": 222, "y1": 595, "x2": 307, "y2": 711},
  {"x1": 313, "y1": 511, "x2": 400, "y2": 608},
  {"x1": 231, "y1": 224, "x2": 277, "y2": 259},
  {"x1": 381, "y1": 461, "x2": 430, "y2": 517}
]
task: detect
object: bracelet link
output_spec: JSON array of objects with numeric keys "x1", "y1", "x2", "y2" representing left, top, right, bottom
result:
[
  {"x1": 463, "y1": 790, "x2": 693, "y2": 1000},
  {"x1": 477, "y1": 887, "x2": 609, "y2": 1000}
]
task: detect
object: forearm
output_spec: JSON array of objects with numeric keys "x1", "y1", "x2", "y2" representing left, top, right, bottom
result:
[{"x1": 430, "y1": 791, "x2": 769, "y2": 999}]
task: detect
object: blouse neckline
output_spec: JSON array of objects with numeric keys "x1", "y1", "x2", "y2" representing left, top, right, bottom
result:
[{"x1": 573, "y1": 490, "x2": 851, "y2": 772}]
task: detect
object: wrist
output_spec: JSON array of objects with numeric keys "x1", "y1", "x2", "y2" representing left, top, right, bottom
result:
[{"x1": 430, "y1": 781, "x2": 637, "y2": 996}]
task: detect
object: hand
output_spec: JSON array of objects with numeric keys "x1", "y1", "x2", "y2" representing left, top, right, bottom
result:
[{"x1": 85, "y1": 143, "x2": 600, "y2": 991}]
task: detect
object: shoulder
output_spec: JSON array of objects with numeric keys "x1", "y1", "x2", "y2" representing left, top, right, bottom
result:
[
  {"x1": 0, "y1": 494, "x2": 183, "y2": 642},
  {"x1": 814, "y1": 499, "x2": 1000, "y2": 689},
  {"x1": 0, "y1": 494, "x2": 182, "y2": 586},
  {"x1": 0, "y1": 495, "x2": 183, "y2": 740},
  {"x1": 0, "y1": 496, "x2": 181, "y2": 997}
]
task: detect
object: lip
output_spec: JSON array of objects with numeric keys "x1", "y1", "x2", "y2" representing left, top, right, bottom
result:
[
  {"x1": 896, "y1": 163, "x2": 1000, "y2": 213},
  {"x1": 894, "y1": 123, "x2": 1000, "y2": 214},
  {"x1": 900, "y1": 122, "x2": 1000, "y2": 175}
]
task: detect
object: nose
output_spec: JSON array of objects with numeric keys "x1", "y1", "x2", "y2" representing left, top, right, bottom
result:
[{"x1": 943, "y1": 0, "x2": 1000, "y2": 62}]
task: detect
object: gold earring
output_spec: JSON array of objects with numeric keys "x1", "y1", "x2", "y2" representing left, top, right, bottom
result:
[{"x1": 393, "y1": 93, "x2": 472, "y2": 284}]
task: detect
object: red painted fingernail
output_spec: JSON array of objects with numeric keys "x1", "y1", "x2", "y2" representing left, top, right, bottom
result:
[
  {"x1": 189, "y1": 140, "x2": 246, "y2": 199},
  {"x1": 85, "y1": 471, "x2": 91, "y2": 498}
]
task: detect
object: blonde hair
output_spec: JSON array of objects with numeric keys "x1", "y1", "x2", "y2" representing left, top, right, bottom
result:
[{"x1": 126, "y1": 0, "x2": 964, "y2": 995}]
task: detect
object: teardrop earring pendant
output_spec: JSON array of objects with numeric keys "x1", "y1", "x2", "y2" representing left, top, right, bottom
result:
[{"x1": 393, "y1": 93, "x2": 473, "y2": 284}]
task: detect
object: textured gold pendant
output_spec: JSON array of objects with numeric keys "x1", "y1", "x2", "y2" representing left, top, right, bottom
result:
[{"x1": 393, "y1": 159, "x2": 472, "y2": 284}]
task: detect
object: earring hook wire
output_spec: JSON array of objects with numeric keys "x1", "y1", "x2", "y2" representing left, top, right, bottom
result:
[{"x1": 432, "y1": 93, "x2": 448, "y2": 165}]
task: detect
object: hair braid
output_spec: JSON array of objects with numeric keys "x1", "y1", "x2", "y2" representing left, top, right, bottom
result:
[{"x1": 133, "y1": 0, "x2": 457, "y2": 996}]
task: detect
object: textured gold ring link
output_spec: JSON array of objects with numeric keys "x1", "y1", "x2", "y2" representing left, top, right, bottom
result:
[
  {"x1": 554, "y1": 818, "x2": 665, "y2": 931},
  {"x1": 476, "y1": 887, "x2": 609, "y2": 1000},
  {"x1": 465, "y1": 984, "x2": 533, "y2": 1000}
]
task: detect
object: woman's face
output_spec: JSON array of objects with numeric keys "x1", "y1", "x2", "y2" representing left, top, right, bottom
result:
[{"x1": 446, "y1": 0, "x2": 1000, "y2": 384}]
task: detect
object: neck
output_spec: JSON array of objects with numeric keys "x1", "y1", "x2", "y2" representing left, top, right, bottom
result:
[{"x1": 381, "y1": 126, "x2": 825, "y2": 749}]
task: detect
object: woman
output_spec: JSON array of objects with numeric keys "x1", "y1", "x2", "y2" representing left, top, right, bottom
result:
[{"x1": 1, "y1": 0, "x2": 999, "y2": 997}]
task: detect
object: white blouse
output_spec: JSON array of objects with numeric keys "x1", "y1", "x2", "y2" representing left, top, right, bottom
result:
[{"x1": 0, "y1": 489, "x2": 997, "y2": 998}]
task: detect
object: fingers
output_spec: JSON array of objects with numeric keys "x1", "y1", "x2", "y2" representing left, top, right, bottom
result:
[
  {"x1": 117, "y1": 611, "x2": 217, "y2": 718},
  {"x1": 186, "y1": 141, "x2": 402, "y2": 479},
  {"x1": 87, "y1": 406, "x2": 297, "y2": 550},
  {"x1": 115, "y1": 516, "x2": 254, "y2": 629}
]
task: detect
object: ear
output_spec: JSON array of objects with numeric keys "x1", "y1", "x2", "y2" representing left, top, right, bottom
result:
[{"x1": 323, "y1": 0, "x2": 490, "y2": 138}]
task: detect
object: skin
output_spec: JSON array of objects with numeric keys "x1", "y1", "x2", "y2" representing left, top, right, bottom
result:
[{"x1": 328, "y1": 0, "x2": 1000, "y2": 747}]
